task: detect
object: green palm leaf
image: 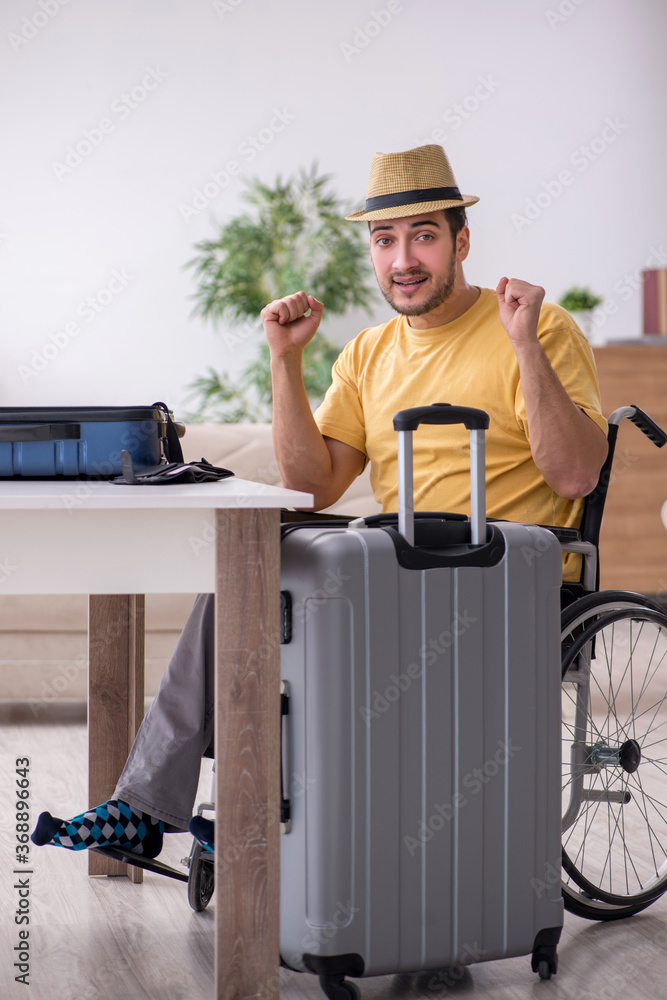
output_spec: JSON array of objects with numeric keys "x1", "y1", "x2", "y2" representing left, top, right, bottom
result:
[{"x1": 185, "y1": 165, "x2": 377, "y2": 422}]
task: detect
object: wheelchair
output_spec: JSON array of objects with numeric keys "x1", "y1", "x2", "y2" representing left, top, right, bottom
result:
[
  {"x1": 94, "y1": 403, "x2": 667, "y2": 929},
  {"x1": 557, "y1": 404, "x2": 667, "y2": 920}
]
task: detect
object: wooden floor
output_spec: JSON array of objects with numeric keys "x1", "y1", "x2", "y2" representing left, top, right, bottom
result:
[{"x1": 2, "y1": 718, "x2": 667, "y2": 1000}]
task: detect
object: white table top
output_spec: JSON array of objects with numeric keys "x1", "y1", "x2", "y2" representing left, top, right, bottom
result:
[
  {"x1": 0, "y1": 478, "x2": 313, "y2": 594},
  {"x1": 0, "y1": 477, "x2": 313, "y2": 510}
]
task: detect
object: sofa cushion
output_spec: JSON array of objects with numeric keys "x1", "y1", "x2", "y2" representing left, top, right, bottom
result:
[{"x1": 181, "y1": 423, "x2": 381, "y2": 516}]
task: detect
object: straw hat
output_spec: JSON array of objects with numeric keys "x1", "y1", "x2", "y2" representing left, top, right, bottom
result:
[{"x1": 345, "y1": 144, "x2": 479, "y2": 221}]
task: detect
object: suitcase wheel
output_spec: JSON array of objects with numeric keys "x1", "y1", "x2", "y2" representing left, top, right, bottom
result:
[
  {"x1": 318, "y1": 974, "x2": 361, "y2": 999},
  {"x1": 531, "y1": 927, "x2": 559, "y2": 980},
  {"x1": 537, "y1": 959, "x2": 552, "y2": 980}
]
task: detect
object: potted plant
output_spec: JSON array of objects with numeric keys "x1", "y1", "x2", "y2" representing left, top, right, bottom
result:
[
  {"x1": 184, "y1": 165, "x2": 377, "y2": 422},
  {"x1": 557, "y1": 286, "x2": 603, "y2": 340}
]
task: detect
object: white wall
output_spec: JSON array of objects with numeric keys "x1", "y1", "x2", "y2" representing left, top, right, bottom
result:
[{"x1": 1, "y1": 0, "x2": 665, "y2": 414}]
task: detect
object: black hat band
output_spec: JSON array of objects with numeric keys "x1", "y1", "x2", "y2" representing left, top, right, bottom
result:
[{"x1": 364, "y1": 186, "x2": 462, "y2": 212}]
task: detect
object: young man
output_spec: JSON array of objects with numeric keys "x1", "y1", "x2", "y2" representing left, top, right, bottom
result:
[
  {"x1": 267, "y1": 145, "x2": 607, "y2": 532},
  {"x1": 32, "y1": 144, "x2": 607, "y2": 856}
]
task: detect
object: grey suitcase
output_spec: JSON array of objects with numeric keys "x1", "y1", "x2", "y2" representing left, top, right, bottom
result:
[{"x1": 279, "y1": 403, "x2": 564, "y2": 999}]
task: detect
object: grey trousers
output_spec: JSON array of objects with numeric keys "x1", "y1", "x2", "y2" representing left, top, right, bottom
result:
[
  {"x1": 112, "y1": 512, "x2": 349, "y2": 831},
  {"x1": 113, "y1": 593, "x2": 215, "y2": 832}
]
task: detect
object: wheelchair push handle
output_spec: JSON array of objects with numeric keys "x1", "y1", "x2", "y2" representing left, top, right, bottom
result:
[
  {"x1": 608, "y1": 405, "x2": 667, "y2": 447},
  {"x1": 628, "y1": 405, "x2": 666, "y2": 448}
]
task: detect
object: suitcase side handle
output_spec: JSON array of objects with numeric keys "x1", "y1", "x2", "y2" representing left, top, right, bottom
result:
[
  {"x1": 393, "y1": 403, "x2": 489, "y2": 547},
  {"x1": 0, "y1": 423, "x2": 81, "y2": 442},
  {"x1": 280, "y1": 680, "x2": 291, "y2": 834}
]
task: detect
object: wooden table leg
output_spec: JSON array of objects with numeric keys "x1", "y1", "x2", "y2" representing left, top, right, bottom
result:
[
  {"x1": 215, "y1": 508, "x2": 281, "y2": 1000},
  {"x1": 88, "y1": 594, "x2": 145, "y2": 881}
]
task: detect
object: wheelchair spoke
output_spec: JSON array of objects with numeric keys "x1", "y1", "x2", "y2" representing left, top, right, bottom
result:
[
  {"x1": 637, "y1": 690, "x2": 667, "y2": 747},
  {"x1": 601, "y1": 624, "x2": 622, "y2": 737},
  {"x1": 626, "y1": 629, "x2": 666, "y2": 720},
  {"x1": 627, "y1": 781, "x2": 660, "y2": 879},
  {"x1": 626, "y1": 773, "x2": 667, "y2": 828},
  {"x1": 609, "y1": 779, "x2": 644, "y2": 895},
  {"x1": 563, "y1": 773, "x2": 607, "y2": 857},
  {"x1": 626, "y1": 702, "x2": 667, "y2": 737},
  {"x1": 624, "y1": 771, "x2": 667, "y2": 879},
  {"x1": 620, "y1": 782, "x2": 633, "y2": 895},
  {"x1": 620, "y1": 645, "x2": 667, "y2": 738}
]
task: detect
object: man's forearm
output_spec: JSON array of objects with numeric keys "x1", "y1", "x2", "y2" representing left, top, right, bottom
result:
[
  {"x1": 514, "y1": 340, "x2": 607, "y2": 499},
  {"x1": 263, "y1": 292, "x2": 364, "y2": 509},
  {"x1": 270, "y1": 353, "x2": 334, "y2": 499}
]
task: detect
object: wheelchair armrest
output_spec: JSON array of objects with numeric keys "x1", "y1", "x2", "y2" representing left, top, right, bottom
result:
[
  {"x1": 538, "y1": 524, "x2": 597, "y2": 592},
  {"x1": 539, "y1": 525, "x2": 581, "y2": 544}
]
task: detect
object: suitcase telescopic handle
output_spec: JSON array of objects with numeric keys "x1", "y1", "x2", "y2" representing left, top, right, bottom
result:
[
  {"x1": 393, "y1": 403, "x2": 490, "y2": 433},
  {"x1": 392, "y1": 403, "x2": 490, "y2": 547}
]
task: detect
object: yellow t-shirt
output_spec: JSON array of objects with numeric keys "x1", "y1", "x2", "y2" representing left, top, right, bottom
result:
[{"x1": 313, "y1": 288, "x2": 607, "y2": 578}]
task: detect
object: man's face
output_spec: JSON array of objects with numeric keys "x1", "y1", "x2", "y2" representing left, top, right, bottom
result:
[{"x1": 368, "y1": 212, "x2": 464, "y2": 320}]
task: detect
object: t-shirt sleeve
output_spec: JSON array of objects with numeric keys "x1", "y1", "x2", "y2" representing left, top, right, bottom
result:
[
  {"x1": 515, "y1": 311, "x2": 608, "y2": 438},
  {"x1": 313, "y1": 343, "x2": 368, "y2": 457}
]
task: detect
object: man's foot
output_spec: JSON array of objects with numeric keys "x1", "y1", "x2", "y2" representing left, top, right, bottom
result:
[
  {"x1": 189, "y1": 816, "x2": 214, "y2": 852},
  {"x1": 31, "y1": 800, "x2": 164, "y2": 857}
]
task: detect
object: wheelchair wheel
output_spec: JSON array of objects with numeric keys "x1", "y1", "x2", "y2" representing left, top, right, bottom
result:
[
  {"x1": 561, "y1": 591, "x2": 667, "y2": 920},
  {"x1": 187, "y1": 841, "x2": 215, "y2": 912}
]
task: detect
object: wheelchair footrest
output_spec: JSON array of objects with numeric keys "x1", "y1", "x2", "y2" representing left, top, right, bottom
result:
[{"x1": 90, "y1": 845, "x2": 189, "y2": 882}]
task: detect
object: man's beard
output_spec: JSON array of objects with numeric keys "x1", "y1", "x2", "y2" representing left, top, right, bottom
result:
[{"x1": 375, "y1": 255, "x2": 457, "y2": 317}]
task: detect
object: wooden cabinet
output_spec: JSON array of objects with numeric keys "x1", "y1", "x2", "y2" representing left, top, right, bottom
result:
[{"x1": 593, "y1": 344, "x2": 667, "y2": 594}]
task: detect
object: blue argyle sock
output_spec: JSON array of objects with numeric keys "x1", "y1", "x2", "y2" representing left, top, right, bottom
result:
[
  {"x1": 189, "y1": 816, "x2": 214, "y2": 852},
  {"x1": 31, "y1": 800, "x2": 164, "y2": 858}
]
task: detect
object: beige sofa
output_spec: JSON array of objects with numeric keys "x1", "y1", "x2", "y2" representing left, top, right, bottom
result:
[{"x1": 0, "y1": 424, "x2": 380, "y2": 708}]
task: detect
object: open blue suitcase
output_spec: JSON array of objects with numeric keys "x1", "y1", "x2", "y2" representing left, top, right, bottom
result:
[{"x1": 0, "y1": 402, "x2": 181, "y2": 478}]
